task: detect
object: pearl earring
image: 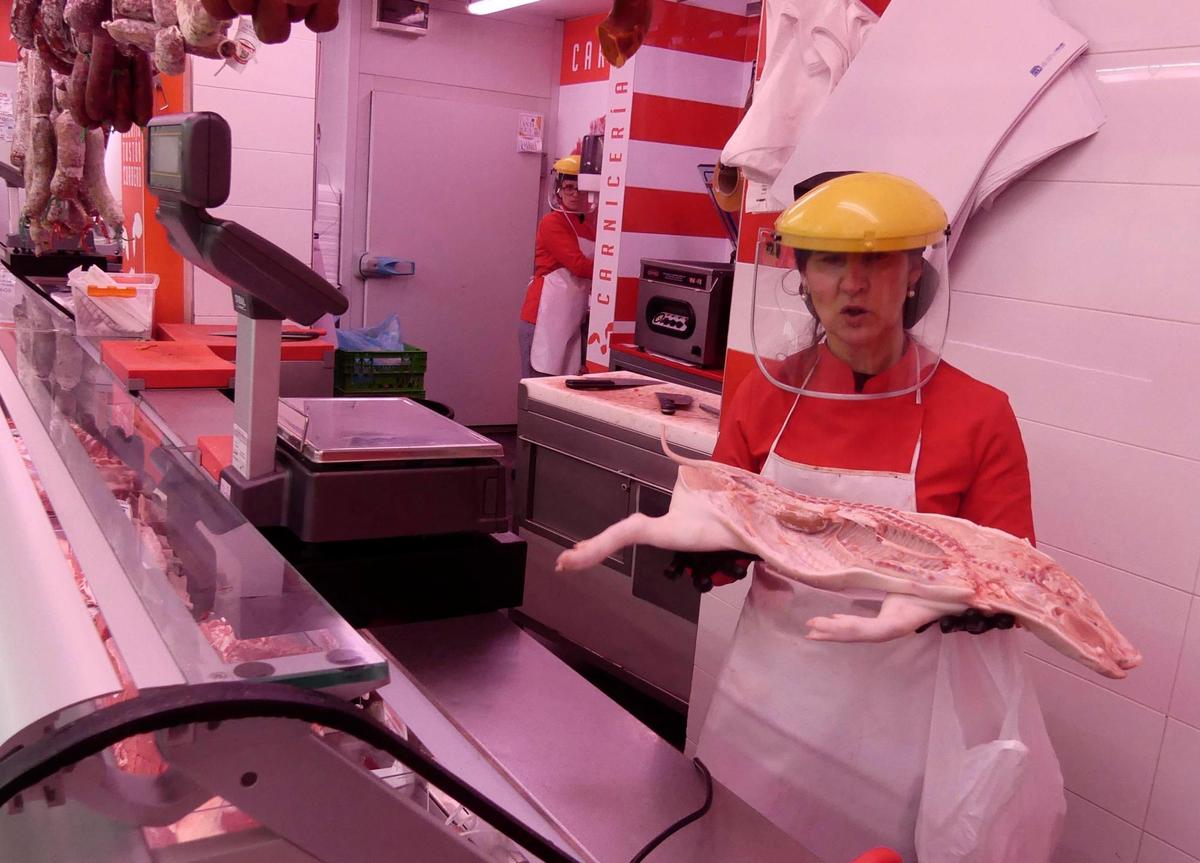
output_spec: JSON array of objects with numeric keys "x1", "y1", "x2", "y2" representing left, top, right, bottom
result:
[{"x1": 906, "y1": 289, "x2": 916, "y2": 298}]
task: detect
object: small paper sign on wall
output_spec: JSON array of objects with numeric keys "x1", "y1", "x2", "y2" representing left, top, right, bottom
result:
[{"x1": 518, "y1": 113, "x2": 544, "y2": 153}]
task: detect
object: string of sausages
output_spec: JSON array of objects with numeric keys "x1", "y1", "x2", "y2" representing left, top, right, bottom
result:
[{"x1": 9, "y1": 0, "x2": 339, "y2": 254}]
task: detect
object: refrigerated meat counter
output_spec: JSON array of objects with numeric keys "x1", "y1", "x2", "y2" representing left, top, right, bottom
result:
[
  {"x1": 0, "y1": 281, "x2": 822, "y2": 862},
  {"x1": 0, "y1": 109, "x2": 825, "y2": 863}
]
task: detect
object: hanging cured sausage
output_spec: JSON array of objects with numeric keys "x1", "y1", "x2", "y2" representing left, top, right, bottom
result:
[{"x1": 10, "y1": 0, "x2": 343, "y2": 253}]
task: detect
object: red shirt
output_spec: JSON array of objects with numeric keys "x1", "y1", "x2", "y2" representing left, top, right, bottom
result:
[
  {"x1": 519, "y1": 211, "x2": 597, "y2": 324},
  {"x1": 713, "y1": 351, "x2": 1035, "y2": 542}
]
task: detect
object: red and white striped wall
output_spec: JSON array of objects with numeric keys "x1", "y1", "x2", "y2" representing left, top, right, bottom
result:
[
  {"x1": 619, "y1": 2, "x2": 755, "y2": 324},
  {"x1": 585, "y1": 0, "x2": 757, "y2": 366}
]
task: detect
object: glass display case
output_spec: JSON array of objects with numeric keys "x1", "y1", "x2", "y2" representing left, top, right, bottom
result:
[{"x1": 0, "y1": 280, "x2": 388, "y2": 698}]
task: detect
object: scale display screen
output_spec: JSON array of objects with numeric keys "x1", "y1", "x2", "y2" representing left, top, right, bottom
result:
[
  {"x1": 147, "y1": 126, "x2": 184, "y2": 193},
  {"x1": 145, "y1": 113, "x2": 231, "y2": 208}
]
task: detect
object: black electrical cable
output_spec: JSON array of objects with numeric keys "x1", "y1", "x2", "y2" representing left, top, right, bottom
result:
[
  {"x1": 627, "y1": 757, "x2": 714, "y2": 863},
  {"x1": 0, "y1": 681, "x2": 717, "y2": 863},
  {"x1": 0, "y1": 681, "x2": 582, "y2": 863}
]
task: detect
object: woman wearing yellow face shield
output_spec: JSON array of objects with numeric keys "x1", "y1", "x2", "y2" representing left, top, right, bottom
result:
[
  {"x1": 518, "y1": 156, "x2": 598, "y2": 379},
  {"x1": 693, "y1": 173, "x2": 1064, "y2": 862}
]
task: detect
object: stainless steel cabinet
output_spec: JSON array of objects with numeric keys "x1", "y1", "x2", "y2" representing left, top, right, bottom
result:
[{"x1": 514, "y1": 386, "x2": 706, "y2": 707}]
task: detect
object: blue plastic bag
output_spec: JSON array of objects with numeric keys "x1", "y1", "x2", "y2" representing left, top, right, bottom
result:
[{"x1": 336, "y1": 314, "x2": 406, "y2": 351}]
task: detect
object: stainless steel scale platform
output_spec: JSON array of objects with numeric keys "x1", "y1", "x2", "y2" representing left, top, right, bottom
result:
[{"x1": 277, "y1": 397, "x2": 504, "y2": 464}]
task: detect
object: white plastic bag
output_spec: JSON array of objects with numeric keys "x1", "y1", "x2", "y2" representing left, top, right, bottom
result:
[
  {"x1": 697, "y1": 572, "x2": 1064, "y2": 863},
  {"x1": 335, "y1": 313, "x2": 406, "y2": 352},
  {"x1": 66, "y1": 264, "x2": 112, "y2": 294},
  {"x1": 916, "y1": 630, "x2": 1065, "y2": 862}
]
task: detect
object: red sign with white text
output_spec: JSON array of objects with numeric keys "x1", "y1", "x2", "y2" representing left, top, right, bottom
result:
[
  {"x1": 586, "y1": 56, "x2": 635, "y2": 366},
  {"x1": 120, "y1": 132, "x2": 146, "y2": 273},
  {"x1": 560, "y1": 14, "x2": 609, "y2": 86},
  {"x1": 0, "y1": 2, "x2": 18, "y2": 63},
  {"x1": 121, "y1": 72, "x2": 187, "y2": 323}
]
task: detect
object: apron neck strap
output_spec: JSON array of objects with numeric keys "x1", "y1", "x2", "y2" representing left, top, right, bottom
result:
[{"x1": 768, "y1": 394, "x2": 804, "y2": 459}]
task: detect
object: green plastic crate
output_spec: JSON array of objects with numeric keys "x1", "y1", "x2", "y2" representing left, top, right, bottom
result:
[
  {"x1": 334, "y1": 385, "x2": 426, "y2": 399},
  {"x1": 334, "y1": 346, "x2": 427, "y2": 395}
]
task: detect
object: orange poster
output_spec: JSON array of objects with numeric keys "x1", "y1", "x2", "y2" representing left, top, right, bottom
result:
[
  {"x1": 121, "y1": 72, "x2": 188, "y2": 324},
  {"x1": 120, "y1": 132, "x2": 146, "y2": 273},
  {"x1": 0, "y1": 1, "x2": 18, "y2": 63}
]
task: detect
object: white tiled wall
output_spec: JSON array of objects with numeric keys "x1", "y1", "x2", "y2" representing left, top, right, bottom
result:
[
  {"x1": 1145, "y1": 721, "x2": 1200, "y2": 859},
  {"x1": 189, "y1": 34, "x2": 318, "y2": 323},
  {"x1": 685, "y1": 569, "x2": 751, "y2": 753},
  {"x1": 1028, "y1": 659, "x2": 1164, "y2": 824},
  {"x1": 1169, "y1": 601, "x2": 1200, "y2": 729},
  {"x1": 1139, "y1": 836, "x2": 1200, "y2": 863},
  {"x1": 702, "y1": 4, "x2": 1200, "y2": 859},
  {"x1": 1054, "y1": 792, "x2": 1141, "y2": 863},
  {"x1": 944, "y1": 6, "x2": 1200, "y2": 859}
]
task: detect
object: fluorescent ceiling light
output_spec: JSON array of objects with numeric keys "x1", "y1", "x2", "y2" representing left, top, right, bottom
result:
[{"x1": 467, "y1": 0, "x2": 538, "y2": 13}]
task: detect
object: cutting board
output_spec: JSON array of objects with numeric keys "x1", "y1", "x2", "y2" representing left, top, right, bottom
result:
[
  {"x1": 198, "y1": 434, "x2": 233, "y2": 481},
  {"x1": 101, "y1": 341, "x2": 236, "y2": 390},
  {"x1": 154, "y1": 323, "x2": 334, "y2": 362},
  {"x1": 522, "y1": 373, "x2": 720, "y2": 456}
]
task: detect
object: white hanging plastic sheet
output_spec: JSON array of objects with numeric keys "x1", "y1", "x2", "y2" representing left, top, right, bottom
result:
[
  {"x1": 970, "y1": 62, "x2": 1105, "y2": 215},
  {"x1": 721, "y1": 0, "x2": 877, "y2": 187},
  {"x1": 767, "y1": 0, "x2": 1088, "y2": 226}
]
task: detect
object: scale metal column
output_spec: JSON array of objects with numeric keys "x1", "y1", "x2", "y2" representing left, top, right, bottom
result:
[{"x1": 147, "y1": 112, "x2": 348, "y2": 505}]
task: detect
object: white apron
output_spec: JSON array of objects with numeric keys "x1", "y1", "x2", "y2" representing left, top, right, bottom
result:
[
  {"x1": 696, "y1": 392, "x2": 1064, "y2": 863},
  {"x1": 531, "y1": 216, "x2": 594, "y2": 376}
]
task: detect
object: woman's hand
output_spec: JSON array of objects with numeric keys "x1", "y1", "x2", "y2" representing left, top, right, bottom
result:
[{"x1": 916, "y1": 609, "x2": 1018, "y2": 635}]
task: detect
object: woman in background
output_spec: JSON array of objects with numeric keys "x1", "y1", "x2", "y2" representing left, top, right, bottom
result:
[{"x1": 518, "y1": 155, "x2": 596, "y2": 379}]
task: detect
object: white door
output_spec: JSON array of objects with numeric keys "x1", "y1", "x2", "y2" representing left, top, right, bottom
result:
[{"x1": 366, "y1": 90, "x2": 542, "y2": 426}]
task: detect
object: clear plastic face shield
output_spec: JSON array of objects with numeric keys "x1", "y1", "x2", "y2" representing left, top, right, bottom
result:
[
  {"x1": 750, "y1": 228, "x2": 950, "y2": 399},
  {"x1": 549, "y1": 172, "x2": 598, "y2": 215}
]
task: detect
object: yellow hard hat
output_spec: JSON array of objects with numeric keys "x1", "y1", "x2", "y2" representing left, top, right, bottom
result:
[
  {"x1": 775, "y1": 172, "x2": 948, "y2": 253},
  {"x1": 552, "y1": 155, "x2": 581, "y2": 176}
]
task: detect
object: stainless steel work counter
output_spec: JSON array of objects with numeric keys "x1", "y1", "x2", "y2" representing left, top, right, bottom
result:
[
  {"x1": 375, "y1": 613, "x2": 820, "y2": 863},
  {"x1": 515, "y1": 376, "x2": 718, "y2": 709}
]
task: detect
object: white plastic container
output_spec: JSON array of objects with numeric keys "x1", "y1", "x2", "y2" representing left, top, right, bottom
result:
[{"x1": 69, "y1": 268, "x2": 160, "y2": 339}]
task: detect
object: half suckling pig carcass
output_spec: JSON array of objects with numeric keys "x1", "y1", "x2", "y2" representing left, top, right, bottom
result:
[{"x1": 556, "y1": 436, "x2": 1141, "y2": 680}]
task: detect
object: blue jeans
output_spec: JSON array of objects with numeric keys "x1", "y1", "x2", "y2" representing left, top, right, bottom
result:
[
  {"x1": 517, "y1": 319, "x2": 543, "y2": 381},
  {"x1": 518, "y1": 318, "x2": 589, "y2": 380}
]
